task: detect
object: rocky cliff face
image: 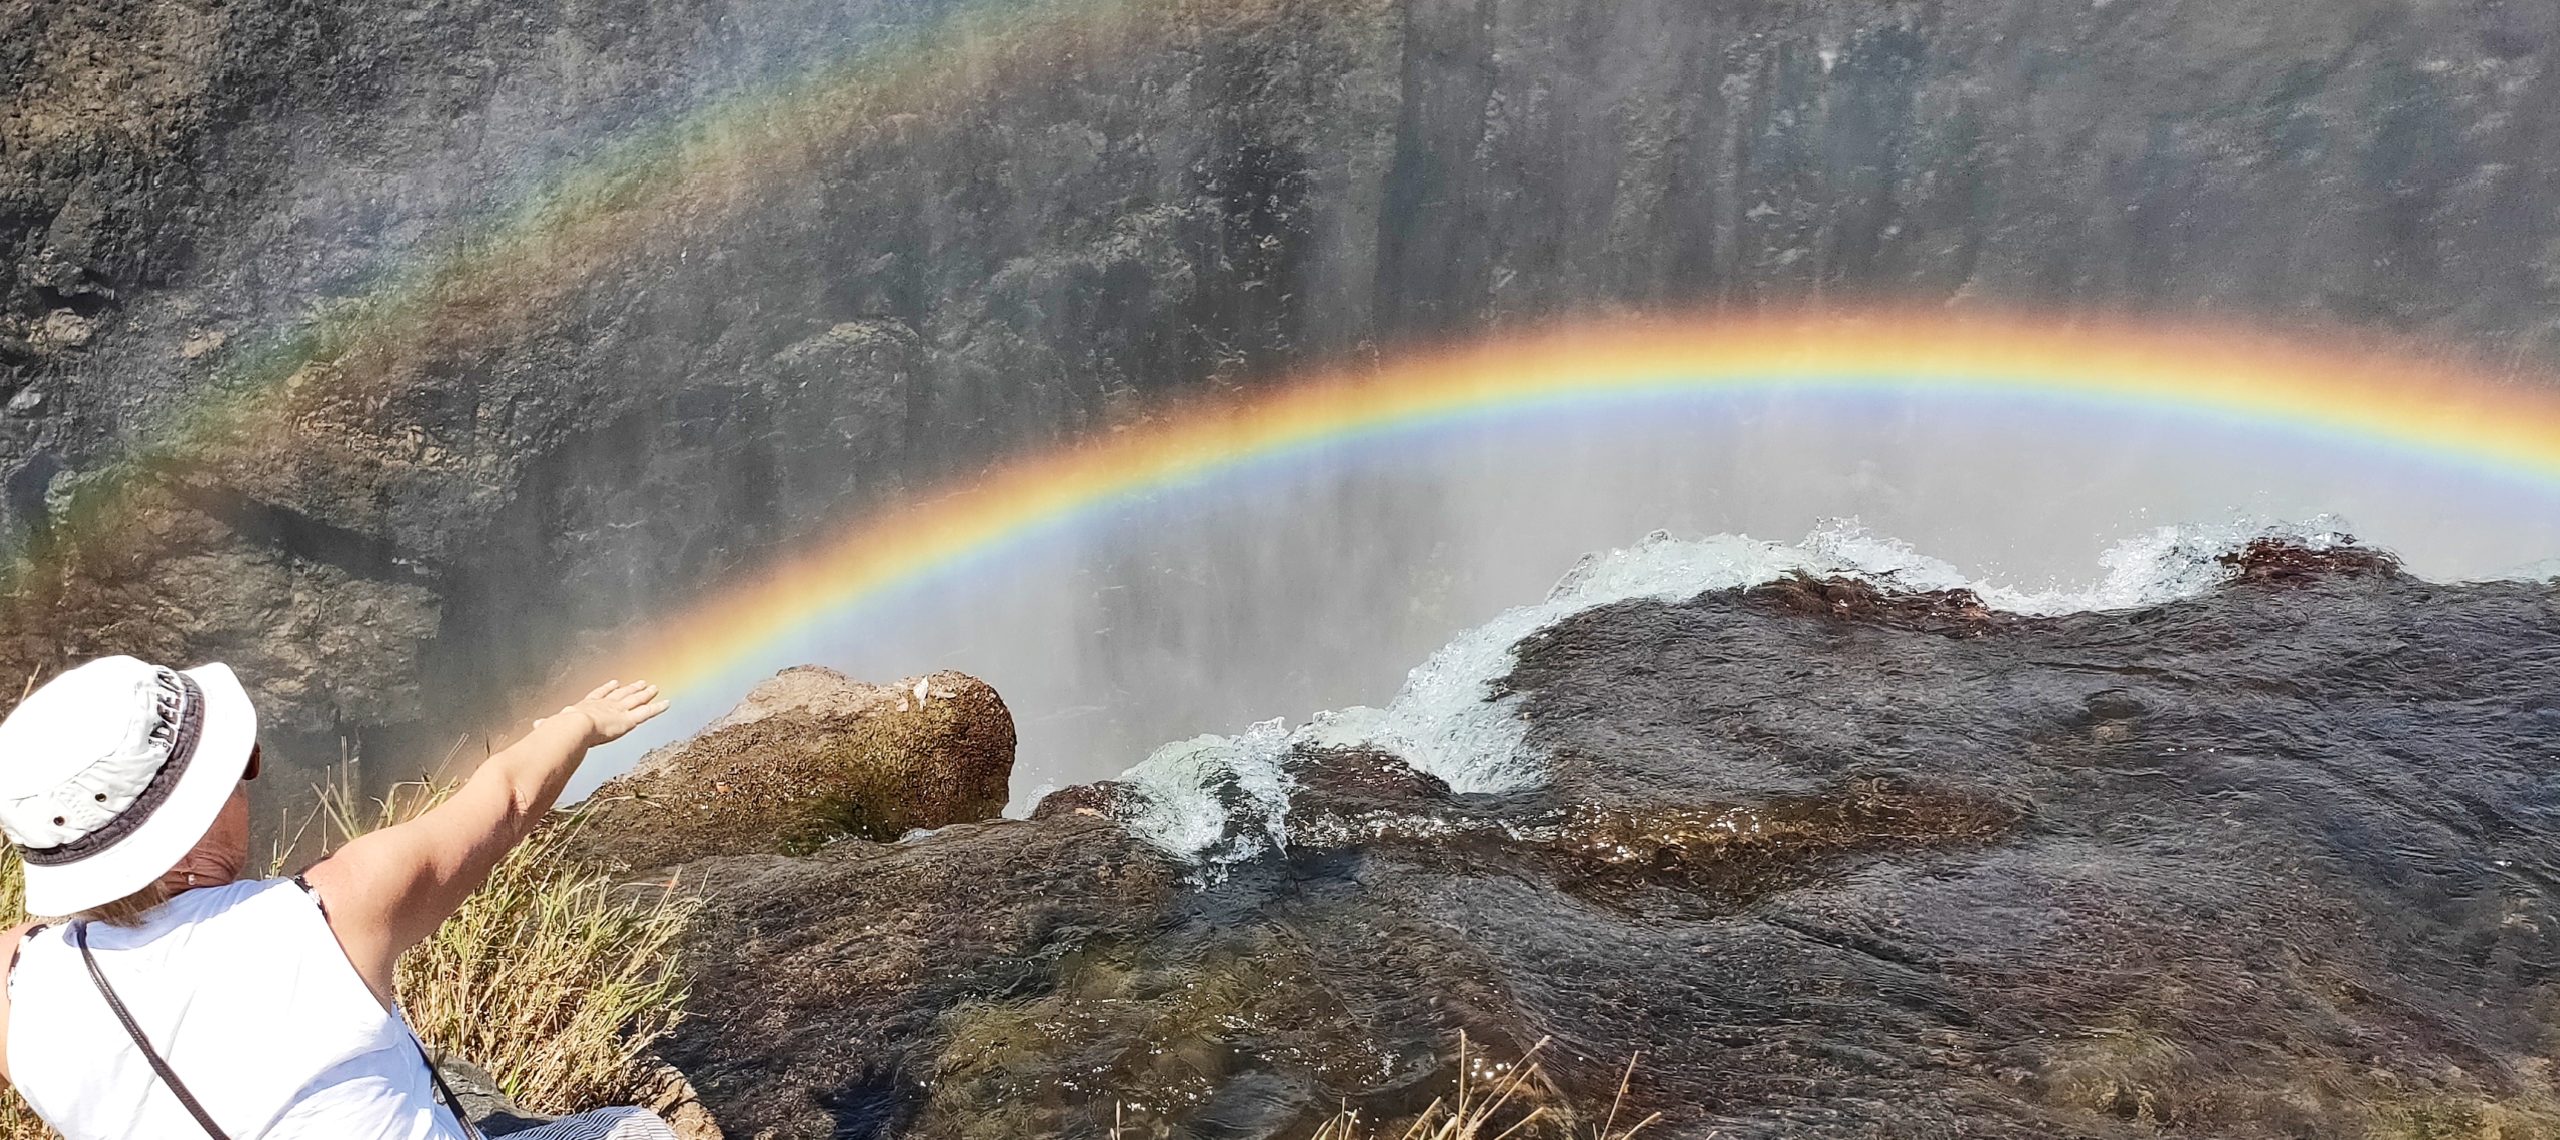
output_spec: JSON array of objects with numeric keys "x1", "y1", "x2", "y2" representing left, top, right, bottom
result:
[
  {"x1": 580, "y1": 548, "x2": 2560, "y2": 1139},
  {"x1": 7, "y1": 0, "x2": 2560, "y2": 777}
]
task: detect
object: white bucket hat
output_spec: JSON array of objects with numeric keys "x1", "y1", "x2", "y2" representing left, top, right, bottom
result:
[{"x1": 0, "y1": 656, "x2": 260, "y2": 917}]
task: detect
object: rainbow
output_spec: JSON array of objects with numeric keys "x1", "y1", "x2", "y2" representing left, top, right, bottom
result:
[{"x1": 592, "y1": 309, "x2": 2560, "y2": 703}]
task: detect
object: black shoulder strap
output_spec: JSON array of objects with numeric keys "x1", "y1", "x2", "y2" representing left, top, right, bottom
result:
[
  {"x1": 292, "y1": 874, "x2": 480, "y2": 1140},
  {"x1": 72, "y1": 921, "x2": 233, "y2": 1140},
  {"x1": 414, "y1": 1038, "x2": 484, "y2": 1140}
]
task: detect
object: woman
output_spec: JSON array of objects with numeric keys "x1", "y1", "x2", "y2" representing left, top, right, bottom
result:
[{"x1": 0, "y1": 655, "x2": 674, "y2": 1139}]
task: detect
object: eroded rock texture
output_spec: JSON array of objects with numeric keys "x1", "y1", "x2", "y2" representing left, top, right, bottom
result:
[
  {"x1": 609, "y1": 553, "x2": 2560, "y2": 1139},
  {"x1": 571, "y1": 666, "x2": 1016, "y2": 869},
  {"x1": 9, "y1": 0, "x2": 2560, "y2": 777}
]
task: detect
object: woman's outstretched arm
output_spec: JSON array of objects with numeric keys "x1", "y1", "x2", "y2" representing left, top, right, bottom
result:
[{"x1": 304, "y1": 680, "x2": 668, "y2": 1005}]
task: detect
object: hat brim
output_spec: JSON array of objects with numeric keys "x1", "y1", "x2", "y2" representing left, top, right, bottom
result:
[{"x1": 20, "y1": 663, "x2": 259, "y2": 918}]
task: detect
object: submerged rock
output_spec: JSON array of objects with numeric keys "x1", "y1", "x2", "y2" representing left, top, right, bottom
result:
[
  {"x1": 2215, "y1": 535, "x2": 2407, "y2": 583},
  {"x1": 587, "y1": 562, "x2": 2560, "y2": 1139},
  {"x1": 570, "y1": 667, "x2": 1015, "y2": 872},
  {"x1": 1744, "y1": 570, "x2": 2007, "y2": 635}
]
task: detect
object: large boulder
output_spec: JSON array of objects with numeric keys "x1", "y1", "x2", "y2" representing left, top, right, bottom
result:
[
  {"x1": 655, "y1": 815, "x2": 1182, "y2": 1140},
  {"x1": 568, "y1": 667, "x2": 1015, "y2": 873}
]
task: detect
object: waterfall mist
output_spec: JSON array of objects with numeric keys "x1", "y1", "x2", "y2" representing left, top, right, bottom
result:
[{"x1": 582, "y1": 389, "x2": 2560, "y2": 801}]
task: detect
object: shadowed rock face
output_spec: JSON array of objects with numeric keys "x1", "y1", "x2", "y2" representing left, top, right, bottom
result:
[
  {"x1": 570, "y1": 666, "x2": 1015, "y2": 871},
  {"x1": 599, "y1": 552, "x2": 2560, "y2": 1139},
  {"x1": 10, "y1": 0, "x2": 2560, "y2": 781}
]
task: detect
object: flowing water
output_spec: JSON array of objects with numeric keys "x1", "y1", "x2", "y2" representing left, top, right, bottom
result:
[{"x1": 666, "y1": 527, "x2": 2560, "y2": 1139}]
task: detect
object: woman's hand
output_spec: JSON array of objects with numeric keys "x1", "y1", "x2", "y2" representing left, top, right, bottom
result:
[
  {"x1": 548, "y1": 679, "x2": 670, "y2": 747},
  {"x1": 311, "y1": 676, "x2": 676, "y2": 1008}
]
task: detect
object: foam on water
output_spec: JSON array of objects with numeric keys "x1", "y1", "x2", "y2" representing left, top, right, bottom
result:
[
  {"x1": 1104, "y1": 517, "x2": 2391, "y2": 866},
  {"x1": 1977, "y1": 515, "x2": 2360, "y2": 614},
  {"x1": 1113, "y1": 718, "x2": 1297, "y2": 865}
]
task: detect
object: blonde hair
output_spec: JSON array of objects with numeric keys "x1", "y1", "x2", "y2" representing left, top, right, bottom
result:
[{"x1": 69, "y1": 877, "x2": 174, "y2": 927}]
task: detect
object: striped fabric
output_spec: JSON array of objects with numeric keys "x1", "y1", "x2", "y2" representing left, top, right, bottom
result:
[{"x1": 499, "y1": 1107, "x2": 680, "y2": 1139}]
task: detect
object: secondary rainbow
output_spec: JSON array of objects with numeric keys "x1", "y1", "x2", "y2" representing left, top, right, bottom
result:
[
  {"x1": 592, "y1": 309, "x2": 2560, "y2": 701},
  {"x1": 30, "y1": 0, "x2": 1177, "y2": 572}
]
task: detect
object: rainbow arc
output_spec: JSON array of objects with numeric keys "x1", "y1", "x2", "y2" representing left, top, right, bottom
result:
[{"x1": 590, "y1": 310, "x2": 2560, "y2": 700}]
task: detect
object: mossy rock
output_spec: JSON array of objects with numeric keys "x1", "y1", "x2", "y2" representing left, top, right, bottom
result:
[{"x1": 566, "y1": 666, "x2": 1015, "y2": 873}]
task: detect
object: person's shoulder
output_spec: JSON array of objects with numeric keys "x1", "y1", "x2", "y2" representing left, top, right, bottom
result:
[
  {"x1": 197, "y1": 875, "x2": 311, "y2": 919},
  {"x1": 0, "y1": 917, "x2": 45, "y2": 965},
  {"x1": 125, "y1": 877, "x2": 301, "y2": 938},
  {"x1": 0, "y1": 918, "x2": 34, "y2": 1079}
]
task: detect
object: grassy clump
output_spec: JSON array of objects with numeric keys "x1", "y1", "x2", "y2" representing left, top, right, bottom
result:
[
  {"x1": 1106, "y1": 1034, "x2": 1659, "y2": 1140},
  {"x1": 0, "y1": 849, "x2": 43, "y2": 1140},
  {"x1": 0, "y1": 781, "x2": 696, "y2": 1138},
  {"x1": 324, "y1": 781, "x2": 699, "y2": 1117},
  {"x1": 1303, "y1": 1036, "x2": 1660, "y2": 1140}
]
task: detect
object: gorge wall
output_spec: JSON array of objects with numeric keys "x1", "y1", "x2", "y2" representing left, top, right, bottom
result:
[{"x1": 5, "y1": 0, "x2": 2559, "y2": 777}]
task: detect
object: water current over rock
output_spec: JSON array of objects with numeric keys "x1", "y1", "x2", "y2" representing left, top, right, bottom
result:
[{"x1": 584, "y1": 530, "x2": 2560, "y2": 1140}]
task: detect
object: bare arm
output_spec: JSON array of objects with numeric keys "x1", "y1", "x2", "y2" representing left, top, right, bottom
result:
[
  {"x1": 0, "y1": 921, "x2": 28, "y2": 1083},
  {"x1": 304, "y1": 681, "x2": 667, "y2": 1005}
]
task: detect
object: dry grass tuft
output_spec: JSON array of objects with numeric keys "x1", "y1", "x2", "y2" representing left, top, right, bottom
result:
[
  {"x1": 323, "y1": 780, "x2": 699, "y2": 1117},
  {"x1": 0, "y1": 848, "x2": 45, "y2": 1140},
  {"x1": 0, "y1": 779, "x2": 695, "y2": 1137},
  {"x1": 1304, "y1": 1035, "x2": 1659, "y2": 1140}
]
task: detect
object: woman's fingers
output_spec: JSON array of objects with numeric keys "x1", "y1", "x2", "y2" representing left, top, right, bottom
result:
[{"x1": 566, "y1": 680, "x2": 668, "y2": 741}]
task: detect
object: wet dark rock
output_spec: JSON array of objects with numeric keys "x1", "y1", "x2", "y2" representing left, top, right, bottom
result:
[
  {"x1": 1746, "y1": 571, "x2": 2008, "y2": 636},
  {"x1": 571, "y1": 667, "x2": 1015, "y2": 872},
  {"x1": 2216, "y1": 536, "x2": 2407, "y2": 583},
  {"x1": 600, "y1": 569, "x2": 2560, "y2": 1139},
  {"x1": 1024, "y1": 780, "x2": 1135, "y2": 822},
  {"x1": 1288, "y1": 747, "x2": 1450, "y2": 804},
  {"x1": 2081, "y1": 689, "x2": 2146, "y2": 723}
]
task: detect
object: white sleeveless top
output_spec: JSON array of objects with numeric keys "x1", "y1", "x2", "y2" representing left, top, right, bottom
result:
[{"x1": 6, "y1": 877, "x2": 469, "y2": 1140}]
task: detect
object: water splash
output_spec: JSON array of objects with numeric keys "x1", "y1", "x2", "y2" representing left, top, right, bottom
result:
[
  {"x1": 1976, "y1": 515, "x2": 2362, "y2": 613},
  {"x1": 1328, "y1": 528, "x2": 1845, "y2": 794},
  {"x1": 1113, "y1": 718, "x2": 1297, "y2": 866},
  {"x1": 1111, "y1": 517, "x2": 2411, "y2": 865}
]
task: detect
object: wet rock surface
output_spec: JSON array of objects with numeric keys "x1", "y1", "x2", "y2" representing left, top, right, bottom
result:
[
  {"x1": 1744, "y1": 571, "x2": 2008, "y2": 636},
  {"x1": 606, "y1": 558, "x2": 2560, "y2": 1139}
]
